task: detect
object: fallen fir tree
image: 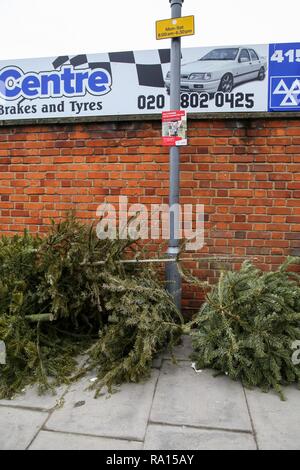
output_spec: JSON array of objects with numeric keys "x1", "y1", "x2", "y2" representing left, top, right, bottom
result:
[
  {"x1": 0, "y1": 217, "x2": 182, "y2": 399},
  {"x1": 190, "y1": 258, "x2": 300, "y2": 400}
]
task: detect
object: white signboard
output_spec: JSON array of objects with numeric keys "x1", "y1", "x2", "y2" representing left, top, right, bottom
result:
[{"x1": 0, "y1": 43, "x2": 299, "y2": 121}]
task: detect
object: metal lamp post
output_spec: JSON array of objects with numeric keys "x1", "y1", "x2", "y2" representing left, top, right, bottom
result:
[{"x1": 166, "y1": 0, "x2": 184, "y2": 311}]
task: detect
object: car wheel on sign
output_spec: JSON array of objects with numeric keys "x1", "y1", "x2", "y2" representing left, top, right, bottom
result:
[
  {"x1": 258, "y1": 67, "x2": 265, "y2": 81},
  {"x1": 218, "y1": 73, "x2": 234, "y2": 93}
]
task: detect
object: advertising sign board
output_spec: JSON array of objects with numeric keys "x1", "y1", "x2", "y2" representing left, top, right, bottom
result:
[{"x1": 0, "y1": 42, "x2": 299, "y2": 121}]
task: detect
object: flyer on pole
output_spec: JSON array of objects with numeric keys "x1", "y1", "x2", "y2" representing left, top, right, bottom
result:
[{"x1": 162, "y1": 110, "x2": 187, "y2": 146}]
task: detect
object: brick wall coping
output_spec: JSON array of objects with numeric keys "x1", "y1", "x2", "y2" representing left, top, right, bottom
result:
[{"x1": 1, "y1": 112, "x2": 300, "y2": 128}]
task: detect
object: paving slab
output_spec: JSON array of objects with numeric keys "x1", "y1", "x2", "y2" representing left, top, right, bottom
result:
[
  {"x1": 245, "y1": 386, "x2": 300, "y2": 450},
  {"x1": 0, "y1": 407, "x2": 48, "y2": 450},
  {"x1": 163, "y1": 335, "x2": 193, "y2": 361},
  {"x1": 45, "y1": 370, "x2": 159, "y2": 441},
  {"x1": 151, "y1": 361, "x2": 252, "y2": 432},
  {"x1": 29, "y1": 430, "x2": 143, "y2": 450},
  {"x1": 152, "y1": 356, "x2": 163, "y2": 369},
  {"x1": 144, "y1": 424, "x2": 256, "y2": 450},
  {"x1": 0, "y1": 384, "x2": 68, "y2": 411}
]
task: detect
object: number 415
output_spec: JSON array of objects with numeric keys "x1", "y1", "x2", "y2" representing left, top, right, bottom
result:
[{"x1": 271, "y1": 49, "x2": 300, "y2": 63}]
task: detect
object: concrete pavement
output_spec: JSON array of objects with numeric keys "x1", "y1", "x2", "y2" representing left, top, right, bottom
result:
[{"x1": 0, "y1": 336, "x2": 299, "y2": 450}]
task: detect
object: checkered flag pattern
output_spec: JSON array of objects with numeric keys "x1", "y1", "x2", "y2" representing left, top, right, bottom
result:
[{"x1": 52, "y1": 50, "x2": 171, "y2": 88}]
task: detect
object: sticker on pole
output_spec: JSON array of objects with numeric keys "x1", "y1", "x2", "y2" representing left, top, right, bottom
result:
[
  {"x1": 156, "y1": 16, "x2": 195, "y2": 40},
  {"x1": 162, "y1": 110, "x2": 187, "y2": 146},
  {"x1": 269, "y1": 43, "x2": 300, "y2": 111}
]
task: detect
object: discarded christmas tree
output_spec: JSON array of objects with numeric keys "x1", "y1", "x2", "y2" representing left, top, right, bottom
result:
[
  {"x1": 190, "y1": 258, "x2": 300, "y2": 400},
  {"x1": 0, "y1": 217, "x2": 182, "y2": 399}
]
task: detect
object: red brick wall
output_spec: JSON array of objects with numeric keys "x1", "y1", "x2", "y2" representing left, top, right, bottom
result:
[{"x1": 0, "y1": 117, "x2": 300, "y2": 313}]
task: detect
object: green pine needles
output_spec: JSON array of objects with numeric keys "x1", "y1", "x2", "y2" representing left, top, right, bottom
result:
[
  {"x1": 80, "y1": 272, "x2": 182, "y2": 397},
  {"x1": 0, "y1": 217, "x2": 182, "y2": 399},
  {"x1": 2, "y1": 216, "x2": 299, "y2": 401},
  {"x1": 191, "y1": 258, "x2": 300, "y2": 400}
]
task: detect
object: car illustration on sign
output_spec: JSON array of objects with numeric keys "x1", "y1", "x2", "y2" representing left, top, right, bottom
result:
[{"x1": 165, "y1": 47, "x2": 267, "y2": 95}]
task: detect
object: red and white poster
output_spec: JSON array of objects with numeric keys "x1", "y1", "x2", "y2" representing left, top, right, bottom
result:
[{"x1": 162, "y1": 110, "x2": 187, "y2": 146}]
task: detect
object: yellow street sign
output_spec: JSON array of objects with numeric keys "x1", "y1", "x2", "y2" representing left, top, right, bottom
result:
[{"x1": 156, "y1": 15, "x2": 195, "y2": 40}]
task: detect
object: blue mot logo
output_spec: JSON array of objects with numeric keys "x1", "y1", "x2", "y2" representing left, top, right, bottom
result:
[
  {"x1": 270, "y1": 76, "x2": 300, "y2": 110},
  {"x1": 0, "y1": 65, "x2": 112, "y2": 100}
]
